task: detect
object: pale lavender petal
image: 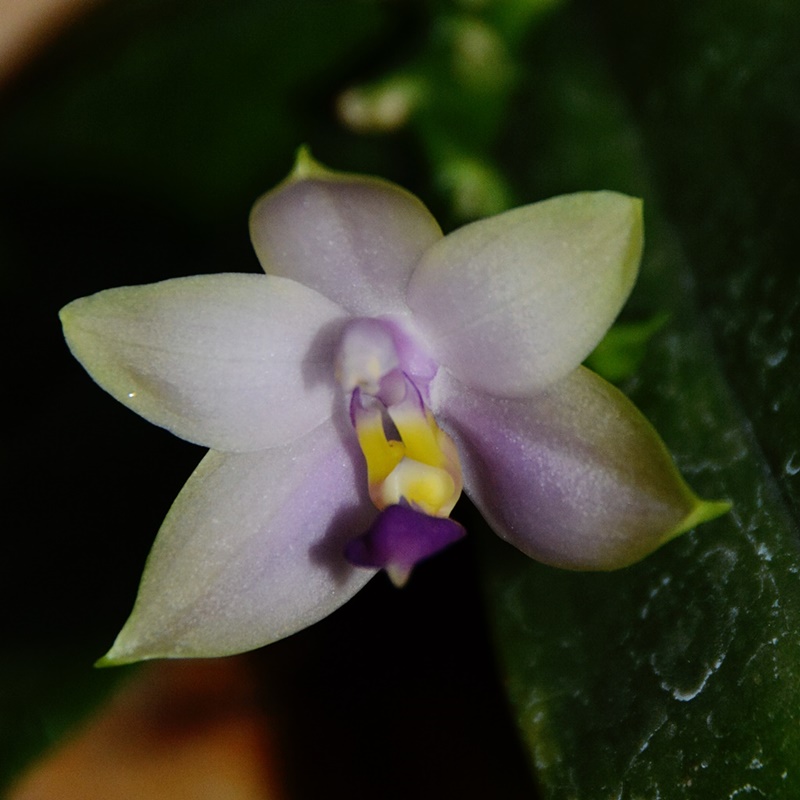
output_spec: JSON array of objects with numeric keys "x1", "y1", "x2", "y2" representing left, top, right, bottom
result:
[
  {"x1": 100, "y1": 420, "x2": 376, "y2": 663},
  {"x1": 60, "y1": 274, "x2": 348, "y2": 452},
  {"x1": 407, "y1": 192, "x2": 643, "y2": 395},
  {"x1": 249, "y1": 159, "x2": 443, "y2": 315},
  {"x1": 435, "y1": 367, "x2": 712, "y2": 570}
]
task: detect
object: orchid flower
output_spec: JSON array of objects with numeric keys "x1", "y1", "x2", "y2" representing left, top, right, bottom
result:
[{"x1": 60, "y1": 150, "x2": 728, "y2": 663}]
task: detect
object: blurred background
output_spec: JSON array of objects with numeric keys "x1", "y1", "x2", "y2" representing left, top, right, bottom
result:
[{"x1": 1, "y1": 2, "x2": 541, "y2": 797}]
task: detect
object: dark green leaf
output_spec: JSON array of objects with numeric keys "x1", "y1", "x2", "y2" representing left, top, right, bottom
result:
[
  {"x1": 481, "y1": 5, "x2": 800, "y2": 798},
  {"x1": 594, "y1": 0, "x2": 800, "y2": 522}
]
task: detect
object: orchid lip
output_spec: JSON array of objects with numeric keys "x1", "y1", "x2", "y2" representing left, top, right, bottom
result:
[{"x1": 344, "y1": 503, "x2": 466, "y2": 587}]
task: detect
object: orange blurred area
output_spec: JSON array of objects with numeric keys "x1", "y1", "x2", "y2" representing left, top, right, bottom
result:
[
  {"x1": 0, "y1": 0, "x2": 100, "y2": 88},
  {"x1": 7, "y1": 658, "x2": 286, "y2": 800}
]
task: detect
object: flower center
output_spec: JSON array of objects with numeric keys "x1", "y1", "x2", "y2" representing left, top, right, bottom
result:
[{"x1": 335, "y1": 318, "x2": 465, "y2": 585}]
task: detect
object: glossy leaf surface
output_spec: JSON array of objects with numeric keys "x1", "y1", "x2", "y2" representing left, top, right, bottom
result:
[{"x1": 480, "y1": 5, "x2": 800, "y2": 797}]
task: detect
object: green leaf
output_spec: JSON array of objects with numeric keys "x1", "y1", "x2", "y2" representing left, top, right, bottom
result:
[
  {"x1": 593, "y1": 0, "x2": 800, "y2": 522},
  {"x1": 480, "y1": 5, "x2": 800, "y2": 798},
  {"x1": 585, "y1": 312, "x2": 668, "y2": 384}
]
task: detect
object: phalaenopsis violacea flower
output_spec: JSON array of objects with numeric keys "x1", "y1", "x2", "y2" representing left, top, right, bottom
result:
[{"x1": 60, "y1": 151, "x2": 728, "y2": 663}]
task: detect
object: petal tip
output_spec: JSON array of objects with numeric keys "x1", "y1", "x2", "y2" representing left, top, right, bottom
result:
[
  {"x1": 290, "y1": 144, "x2": 331, "y2": 180},
  {"x1": 95, "y1": 624, "x2": 164, "y2": 667},
  {"x1": 94, "y1": 650, "x2": 137, "y2": 669},
  {"x1": 627, "y1": 193, "x2": 645, "y2": 270},
  {"x1": 58, "y1": 300, "x2": 74, "y2": 325},
  {"x1": 665, "y1": 496, "x2": 732, "y2": 543},
  {"x1": 58, "y1": 297, "x2": 84, "y2": 340},
  {"x1": 594, "y1": 189, "x2": 645, "y2": 286}
]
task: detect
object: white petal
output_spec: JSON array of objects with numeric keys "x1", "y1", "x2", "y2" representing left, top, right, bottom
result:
[
  {"x1": 101, "y1": 420, "x2": 376, "y2": 662},
  {"x1": 435, "y1": 368, "x2": 714, "y2": 570},
  {"x1": 408, "y1": 192, "x2": 643, "y2": 395},
  {"x1": 60, "y1": 274, "x2": 348, "y2": 452},
  {"x1": 249, "y1": 165, "x2": 443, "y2": 315}
]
